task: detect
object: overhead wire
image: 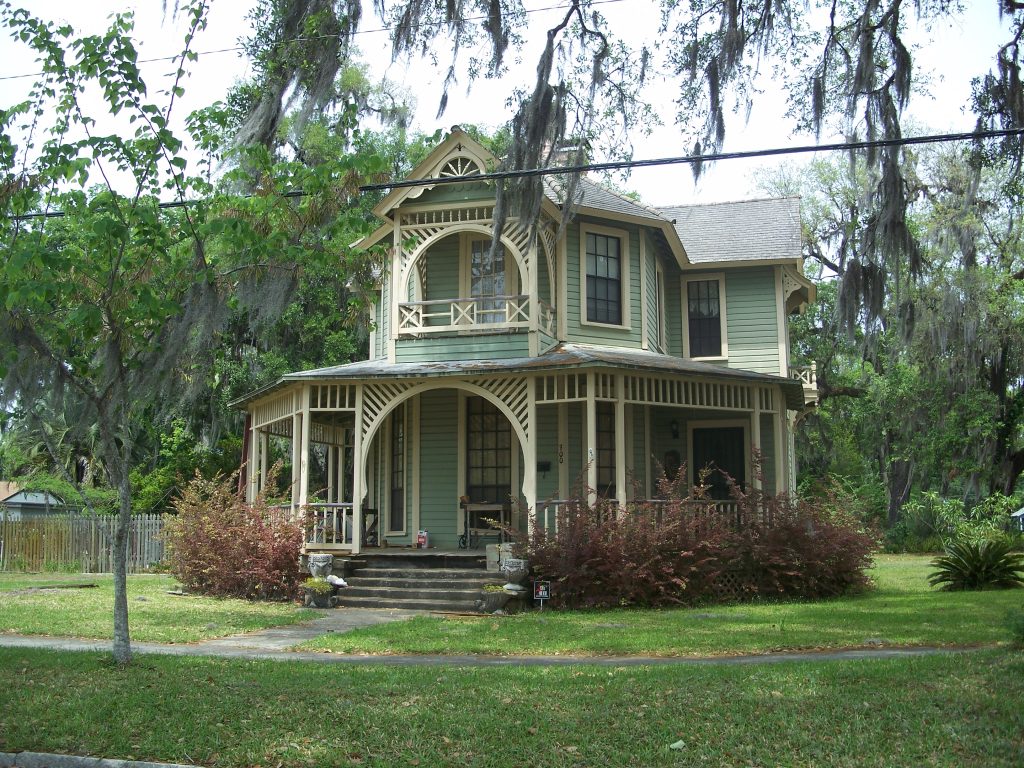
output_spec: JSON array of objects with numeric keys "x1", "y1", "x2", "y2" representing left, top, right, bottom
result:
[{"x1": 7, "y1": 127, "x2": 1023, "y2": 221}]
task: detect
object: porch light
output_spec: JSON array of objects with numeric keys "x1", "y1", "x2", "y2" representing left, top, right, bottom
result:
[{"x1": 670, "y1": 420, "x2": 680, "y2": 439}]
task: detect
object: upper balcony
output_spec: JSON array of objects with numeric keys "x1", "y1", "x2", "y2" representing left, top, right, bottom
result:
[
  {"x1": 789, "y1": 363, "x2": 818, "y2": 406},
  {"x1": 396, "y1": 294, "x2": 556, "y2": 338}
]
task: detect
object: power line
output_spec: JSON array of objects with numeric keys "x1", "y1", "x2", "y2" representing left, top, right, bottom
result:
[
  {"x1": 7, "y1": 128, "x2": 1023, "y2": 222},
  {"x1": 0, "y1": 0, "x2": 627, "y2": 83},
  {"x1": 357, "y1": 128, "x2": 1024, "y2": 192}
]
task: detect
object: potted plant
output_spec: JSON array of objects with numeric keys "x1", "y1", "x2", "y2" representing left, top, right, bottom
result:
[
  {"x1": 476, "y1": 583, "x2": 513, "y2": 613},
  {"x1": 302, "y1": 577, "x2": 335, "y2": 608}
]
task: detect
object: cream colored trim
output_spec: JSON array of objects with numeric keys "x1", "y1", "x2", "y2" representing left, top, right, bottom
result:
[
  {"x1": 681, "y1": 272, "x2": 729, "y2": 361},
  {"x1": 615, "y1": 374, "x2": 627, "y2": 508},
  {"x1": 456, "y1": 390, "x2": 467, "y2": 536},
  {"x1": 579, "y1": 222, "x2": 633, "y2": 330},
  {"x1": 774, "y1": 266, "x2": 788, "y2": 378},
  {"x1": 751, "y1": 393, "x2": 762, "y2": 491},
  {"x1": 351, "y1": 385, "x2": 365, "y2": 555},
  {"x1": 572, "y1": 206, "x2": 687, "y2": 268},
  {"x1": 557, "y1": 228, "x2": 568, "y2": 340},
  {"x1": 410, "y1": 396, "x2": 421, "y2": 538},
  {"x1": 684, "y1": 257, "x2": 803, "y2": 270},
  {"x1": 655, "y1": 260, "x2": 668, "y2": 353},
  {"x1": 686, "y1": 419, "x2": 751, "y2": 490},
  {"x1": 639, "y1": 234, "x2": 649, "y2": 350},
  {"x1": 586, "y1": 372, "x2": 598, "y2": 505}
]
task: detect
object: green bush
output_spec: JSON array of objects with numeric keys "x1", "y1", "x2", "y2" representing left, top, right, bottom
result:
[
  {"x1": 1005, "y1": 608, "x2": 1024, "y2": 648},
  {"x1": 928, "y1": 538, "x2": 1024, "y2": 591}
]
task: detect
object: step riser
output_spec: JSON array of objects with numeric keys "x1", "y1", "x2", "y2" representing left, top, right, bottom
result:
[
  {"x1": 335, "y1": 596, "x2": 479, "y2": 612},
  {"x1": 342, "y1": 587, "x2": 485, "y2": 601},
  {"x1": 346, "y1": 576, "x2": 498, "y2": 588},
  {"x1": 352, "y1": 568, "x2": 495, "y2": 579}
]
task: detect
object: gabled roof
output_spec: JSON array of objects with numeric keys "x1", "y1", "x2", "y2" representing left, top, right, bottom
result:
[{"x1": 656, "y1": 197, "x2": 802, "y2": 265}]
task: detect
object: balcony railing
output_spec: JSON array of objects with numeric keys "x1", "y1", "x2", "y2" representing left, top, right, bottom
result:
[
  {"x1": 304, "y1": 503, "x2": 355, "y2": 549},
  {"x1": 397, "y1": 294, "x2": 541, "y2": 336},
  {"x1": 789, "y1": 363, "x2": 818, "y2": 405}
]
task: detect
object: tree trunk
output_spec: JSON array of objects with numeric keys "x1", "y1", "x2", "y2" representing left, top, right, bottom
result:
[
  {"x1": 886, "y1": 458, "x2": 914, "y2": 527},
  {"x1": 99, "y1": 413, "x2": 133, "y2": 666}
]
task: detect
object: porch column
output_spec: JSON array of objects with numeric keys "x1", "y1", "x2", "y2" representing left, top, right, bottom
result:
[
  {"x1": 615, "y1": 374, "x2": 627, "y2": 510},
  {"x1": 259, "y1": 431, "x2": 269, "y2": 496},
  {"x1": 298, "y1": 385, "x2": 312, "y2": 509},
  {"x1": 586, "y1": 372, "x2": 597, "y2": 506},
  {"x1": 246, "y1": 420, "x2": 259, "y2": 503},
  {"x1": 773, "y1": 393, "x2": 786, "y2": 495},
  {"x1": 522, "y1": 376, "x2": 538, "y2": 533},
  {"x1": 291, "y1": 390, "x2": 301, "y2": 512},
  {"x1": 351, "y1": 386, "x2": 365, "y2": 555},
  {"x1": 527, "y1": 240, "x2": 539, "y2": 356},
  {"x1": 751, "y1": 388, "x2": 762, "y2": 491},
  {"x1": 327, "y1": 444, "x2": 336, "y2": 504}
]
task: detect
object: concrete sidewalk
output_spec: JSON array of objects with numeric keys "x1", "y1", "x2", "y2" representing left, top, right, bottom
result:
[{"x1": 0, "y1": 605, "x2": 977, "y2": 666}]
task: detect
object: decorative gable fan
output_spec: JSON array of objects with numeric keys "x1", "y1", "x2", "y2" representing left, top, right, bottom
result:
[{"x1": 439, "y1": 156, "x2": 481, "y2": 177}]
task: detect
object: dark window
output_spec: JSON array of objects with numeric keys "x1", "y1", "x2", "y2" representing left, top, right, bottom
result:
[
  {"x1": 596, "y1": 402, "x2": 616, "y2": 498},
  {"x1": 687, "y1": 279, "x2": 722, "y2": 357},
  {"x1": 466, "y1": 397, "x2": 512, "y2": 503},
  {"x1": 586, "y1": 232, "x2": 622, "y2": 325},
  {"x1": 389, "y1": 404, "x2": 405, "y2": 532}
]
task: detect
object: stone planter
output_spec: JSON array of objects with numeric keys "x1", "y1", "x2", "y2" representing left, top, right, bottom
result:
[
  {"x1": 305, "y1": 586, "x2": 335, "y2": 608},
  {"x1": 476, "y1": 590, "x2": 512, "y2": 614}
]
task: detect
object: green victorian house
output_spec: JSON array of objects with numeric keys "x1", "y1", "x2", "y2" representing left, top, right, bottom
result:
[{"x1": 234, "y1": 128, "x2": 817, "y2": 557}]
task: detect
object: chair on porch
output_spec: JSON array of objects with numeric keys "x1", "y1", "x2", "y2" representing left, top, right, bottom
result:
[{"x1": 458, "y1": 499, "x2": 511, "y2": 549}]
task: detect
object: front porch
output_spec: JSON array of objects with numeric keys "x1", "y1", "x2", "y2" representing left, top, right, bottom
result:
[{"x1": 240, "y1": 345, "x2": 807, "y2": 556}]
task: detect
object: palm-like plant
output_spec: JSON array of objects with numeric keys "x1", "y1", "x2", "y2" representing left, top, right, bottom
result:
[{"x1": 928, "y1": 539, "x2": 1024, "y2": 591}]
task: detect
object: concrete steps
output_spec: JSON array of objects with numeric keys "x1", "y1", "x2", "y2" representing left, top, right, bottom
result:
[{"x1": 333, "y1": 562, "x2": 503, "y2": 613}]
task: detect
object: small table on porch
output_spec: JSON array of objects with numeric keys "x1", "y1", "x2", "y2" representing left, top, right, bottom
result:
[{"x1": 459, "y1": 502, "x2": 510, "y2": 549}]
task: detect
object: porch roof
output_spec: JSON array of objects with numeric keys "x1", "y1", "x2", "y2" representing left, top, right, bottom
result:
[{"x1": 234, "y1": 343, "x2": 806, "y2": 411}]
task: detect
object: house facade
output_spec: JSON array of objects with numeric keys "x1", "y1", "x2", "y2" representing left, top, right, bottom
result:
[{"x1": 234, "y1": 128, "x2": 817, "y2": 554}]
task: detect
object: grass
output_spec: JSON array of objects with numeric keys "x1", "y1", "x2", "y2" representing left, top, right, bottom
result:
[
  {"x1": 299, "y1": 555, "x2": 1024, "y2": 656},
  {"x1": 0, "y1": 647, "x2": 1021, "y2": 767},
  {"x1": 0, "y1": 572, "x2": 316, "y2": 643}
]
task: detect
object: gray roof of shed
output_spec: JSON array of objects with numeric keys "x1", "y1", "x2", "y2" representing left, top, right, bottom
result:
[
  {"x1": 238, "y1": 343, "x2": 805, "y2": 411},
  {"x1": 656, "y1": 197, "x2": 802, "y2": 264}
]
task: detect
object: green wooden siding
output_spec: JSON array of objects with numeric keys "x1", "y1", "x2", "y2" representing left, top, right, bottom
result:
[
  {"x1": 536, "y1": 404, "x2": 560, "y2": 501},
  {"x1": 664, "y1": 256, "x2": 683, "y2": 358},
  {"x1": 424, "y1": 236, "x2": 460, "y2": 303},
  {"x1": 417, "y1": 389, "x2": 459, "y2": 548},
  {"x1": 567, "y1": 402, "x2": 583, "y2": 491},
  {"x1": 412, "y1": 181, "x2": 493, "y2": 207},
  {"x1": 565, "y1": 217, "x2": 644, "y2": 347},
  {"x1": 723, "y1": 267, "x2": 779, "y2": 374},
  {"x1": 395, "y1": 333, "x2": 529, "y2": 363}
]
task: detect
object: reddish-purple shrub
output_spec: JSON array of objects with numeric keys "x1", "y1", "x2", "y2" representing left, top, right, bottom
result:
[
  {"x1": 525, "y1": 469, "x2": 876, "y2": 609},
  {"x1": 164, "y1": 469, "x2": 303, "y2": 600}
]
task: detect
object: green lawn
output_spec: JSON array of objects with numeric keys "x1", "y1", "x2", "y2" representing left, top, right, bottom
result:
[
  {"x1": 0, "y1": 573, "x2": 315, "y2": 643},
  {"x1": 300, "y1": 554, "x2": 1024, "y2": 656},
  {"x1": 0, "y1": 648, "x2": 1021, "y2": 767}
]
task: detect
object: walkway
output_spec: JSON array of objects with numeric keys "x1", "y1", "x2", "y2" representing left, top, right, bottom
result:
[{"x1": 0, "y1": 607, "x2": 976, "y2": 666}]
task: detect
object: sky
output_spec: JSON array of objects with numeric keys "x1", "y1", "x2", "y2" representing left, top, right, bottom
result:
[{"x1": 0, "y1": 0, "x2": 1012, "y2": 206}]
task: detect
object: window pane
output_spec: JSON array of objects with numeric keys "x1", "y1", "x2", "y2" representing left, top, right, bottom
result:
[
  {"x1": 688, "y1": 280, "x2": 722, "y2": 357},
  {"x1": 585, "y1": 233, "x2": 623, "y2": 325}
]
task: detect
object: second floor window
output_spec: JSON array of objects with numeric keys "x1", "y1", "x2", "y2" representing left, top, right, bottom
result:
[
  {"x1": 470, "y1": 239, "x2": 506, "y2": 324},
  {"x1": 687, "y1": 278, "x2": 723, "y2": 358},
  {"x1": 585, "y1": 232, "x2": 622, "y2": 325}
]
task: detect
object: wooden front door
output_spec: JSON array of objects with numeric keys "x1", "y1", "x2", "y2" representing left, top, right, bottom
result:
[{"x1": 691, "y1": 426, "x2": 746, "y2": 499}]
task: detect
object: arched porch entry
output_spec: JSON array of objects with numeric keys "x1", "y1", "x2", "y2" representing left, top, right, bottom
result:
[
  {"x1": 245, "y1": 376, "x2": 538, "y2": 554},
  {"x1": 354, "y1": 378, "x2": 537, "y2": 554}
]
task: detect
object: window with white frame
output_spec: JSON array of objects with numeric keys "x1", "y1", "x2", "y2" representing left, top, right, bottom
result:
[
  {"x1": 468, "y1": 238, "x2": 507, "y2": 324},
  {"x1": 581, "y1": 224, "x2": 630, "y2": 327},
  {"x1": 684, "y1": 275, "x2": 727, "y2": 359}
]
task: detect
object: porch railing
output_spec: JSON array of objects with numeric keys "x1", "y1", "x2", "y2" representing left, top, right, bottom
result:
[
  {"x1": 304, "y1": 503, "x2": 355, "y2": 549},
  {"x1": 537, "y1": 498, "x2": 769, "y2": 536},
  {"x1": 397, "y1": 295, "x2": 532, "y2": 335}
]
